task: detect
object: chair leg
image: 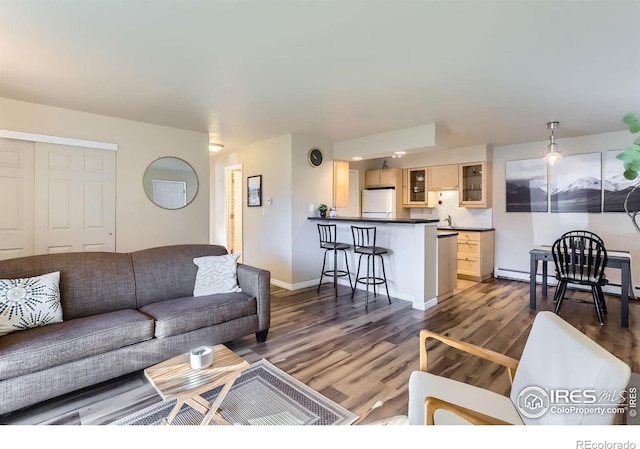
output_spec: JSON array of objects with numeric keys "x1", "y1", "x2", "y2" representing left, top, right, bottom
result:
[
  {"x1": 352, "y1": 254, "x2": 363, "y2": 299},
  {"x1": 333, "y1": 249, "x2": 338, "y2": 297},
  {"x1": 379, "y1": 254, "x2": 391, "y2": 304},
  {"x1": 596, "y1": 285, "x2": 608, "y2": 316},
  {"x1": 554, "y1": 281, "x2": 567, "y2": 315},
  {"x1": 317, "y1": 250, "x2": 328, "y2": 293},
  {"x1": 365, "y1": 254, "x2": 371, "y2": 308},
  {"x1": 372, "y1": 253, "x2": 377, "y2": 297},
  {"x1": 591, "y1": 286, "x2": 605, "y2": 326},
  {"x1": 343, "y1": 250, "x2": 354, "y2": 292},
  {"x1": 552, "y1": 281, "x2": 561, "y2": 304}
]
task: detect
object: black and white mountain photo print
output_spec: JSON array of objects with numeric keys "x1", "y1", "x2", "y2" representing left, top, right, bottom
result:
[
  {"x1": 506, "y1": 158, "x2": 548, "y2": 212},
  {"x1": 550, "y1": 152, "x2": 602, "y2": 213},
  {"x1": 603, "y1": 149, "x2": 640, "y2": 212}
]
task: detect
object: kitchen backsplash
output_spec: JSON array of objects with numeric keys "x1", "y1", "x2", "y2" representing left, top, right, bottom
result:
[{"x1": 409, "y1": 190, "x2": 493, "y2": 228}]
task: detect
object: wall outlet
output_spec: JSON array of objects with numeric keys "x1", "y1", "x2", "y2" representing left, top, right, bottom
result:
[
  {"x1": 309, "y1": 203, "x2": 314, "y2": 213},
  {"x1": 267, "y1": 198, "x2": 273, "y2": 206}
]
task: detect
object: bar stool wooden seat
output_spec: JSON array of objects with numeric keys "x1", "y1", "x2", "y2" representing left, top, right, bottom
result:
[
  {"x1": 350, "y1": 225, "x2": 391, "y2": 307},
  {"x1": 317, "y1": 224, "x2": 353, "y2": 297}
]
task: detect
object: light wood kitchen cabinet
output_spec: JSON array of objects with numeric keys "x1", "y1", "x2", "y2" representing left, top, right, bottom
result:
[
  {"x1": 427, "y1": 164, "x2": 459, "y2": 191},
  {"x1": 333, "y1": 160, "x2": 349, "y2": 208},
  {"x1": 365, "y1": 168, "x2": 398, "y2": 188},
  {"x1": 402, "y1": 167, "x2": 435, "y2": 208},
  {"x1": 456, "y1": 230, "x2": 494, "y2": 281},
  {"x1": 459, "y1": 162, "x2": 492, "y2": 208},
  {"x1": 437, "y1": 234, "x2": 458, "y2": 300}
]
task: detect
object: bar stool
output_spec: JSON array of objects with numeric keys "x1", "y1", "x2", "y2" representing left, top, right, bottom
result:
[
  {"x1": 317, "y1": 224, "x2": 353, "y2": 296},
  {"x1": 350, "y1": 226, "x2": 391, "y2": 307}
]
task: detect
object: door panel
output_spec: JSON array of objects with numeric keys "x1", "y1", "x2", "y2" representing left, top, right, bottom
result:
[
  {"x1": 34, "y1": 143, "x2": 116, "y2": 254},
  {"x1": 0, "y1": 138, "x2": 34, "y2": 260}
]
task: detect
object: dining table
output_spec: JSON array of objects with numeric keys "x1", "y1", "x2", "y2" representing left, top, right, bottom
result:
[{"x1": 529, "y1": 246, "x2": 633, "y2": 328}]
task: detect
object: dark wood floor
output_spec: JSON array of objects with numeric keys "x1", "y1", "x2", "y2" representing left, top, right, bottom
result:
[{"x1": 2, "y1": 278, "x2": 638, "y2": 425}]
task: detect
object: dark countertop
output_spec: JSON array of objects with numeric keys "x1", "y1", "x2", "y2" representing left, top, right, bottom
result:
[
  {"x1": 437, "y1": 226, "x2": 495, "y2": 232},
  {"x1": 308, "y1": 216, "x2": 440, "y2": 225},
  {"x1": 437, "y1": 232, "x2": 458, "y2": 238}
]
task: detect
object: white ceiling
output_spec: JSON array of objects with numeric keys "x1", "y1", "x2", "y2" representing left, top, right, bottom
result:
[{"x1": 1, "y1": 1, "x2": 639, "y2": 151}]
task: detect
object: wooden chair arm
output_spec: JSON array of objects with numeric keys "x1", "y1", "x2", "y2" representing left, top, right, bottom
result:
[
  {"x1": 425, "y1": 396, "x2": 513, "y2": 425},
  {"x1": 419, "y1": 329, "x2": 520, "y2": 383}
]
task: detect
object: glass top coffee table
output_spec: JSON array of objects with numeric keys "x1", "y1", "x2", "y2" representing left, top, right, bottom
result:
[{"x1": 144, "y1": 344, "x2": 250, "y2": 425}]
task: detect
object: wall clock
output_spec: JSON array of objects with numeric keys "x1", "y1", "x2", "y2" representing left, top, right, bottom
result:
[{"x1": 307, "y1": 148, "x2": 323, "y2": 167}]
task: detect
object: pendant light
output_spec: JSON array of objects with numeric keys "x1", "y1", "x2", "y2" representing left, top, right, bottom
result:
[{"x1": 543, "y1": 121, "x2": 564, "y2": 166}]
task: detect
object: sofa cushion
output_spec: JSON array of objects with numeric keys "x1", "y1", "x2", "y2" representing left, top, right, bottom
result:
[
  {"x1": 139, "y1": 292, "x2": 256, "y2": 339},
  {"x1": 0, "y1": 271, "x2": 63, "y2": 337},
  {"x1": 0, "y1": 252, "x2": 136, "y2": 320},
  {"x1": 0, "y1": 309, "x2": 155, "y2": 380},
  {"x1": 193, "y1": 254, "x2": 242, "y2": 296},
  {"x1": 130, "y1": 244, "x2": 228, "y2": 308}
]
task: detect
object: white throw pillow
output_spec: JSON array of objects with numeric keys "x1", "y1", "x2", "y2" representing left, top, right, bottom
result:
[
  {"x1": 193, "y1": 254, "x2": 242, "y2": 296},
  {"x1": 0, "y1": 271, "x2": 63, "y2": 336}
]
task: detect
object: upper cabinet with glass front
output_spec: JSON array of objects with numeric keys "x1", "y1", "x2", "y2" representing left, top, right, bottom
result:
[
  {"x1": 459, "y1": 162, "x2": 492, "y2": 208},
  {"x1": 402, "y1": 167, "x2": 435, "y2": 207}
]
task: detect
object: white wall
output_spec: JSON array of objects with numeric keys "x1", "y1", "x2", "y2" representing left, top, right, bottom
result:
[
  {"x1": 0, "y1": 97, "x2": 209, "y2": 252},
  {"x1": 210, "y1": 133, "x2": 335, "y2": 287},
  {"x1": 210, "y1": 134, "x2": 293, "y2": 284},
  {"x1": 492, "y1": 130, "x2": 640, "y2": 287},
  {"x1": 291, "y1": 134, "x2": 334, "y2": 285}
]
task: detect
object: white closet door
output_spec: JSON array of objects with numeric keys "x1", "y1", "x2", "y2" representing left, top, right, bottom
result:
[
  {"x1": 34, "y1": 143, "x2": 116, "y2": 254},
  {"x1": 0, "y1": 138, "x2": 35, "y2": 260}
]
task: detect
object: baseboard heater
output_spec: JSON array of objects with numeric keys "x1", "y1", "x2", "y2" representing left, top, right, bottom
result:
[{"x1": 494, "y1": 267, "x2": 639, "y2": 299}]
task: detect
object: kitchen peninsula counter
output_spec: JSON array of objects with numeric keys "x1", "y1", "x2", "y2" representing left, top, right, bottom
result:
[
  {"x1": 308, "y1": 216, "x2": 444, "y2": 310},
  {"x1": 308, "y1": 216, "x2": 439, "y2": 225}
]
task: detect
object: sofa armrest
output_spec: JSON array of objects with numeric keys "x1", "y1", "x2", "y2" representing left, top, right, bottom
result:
[{"x1": 237, "y1": 264, "x2": 271, "y2": 331}]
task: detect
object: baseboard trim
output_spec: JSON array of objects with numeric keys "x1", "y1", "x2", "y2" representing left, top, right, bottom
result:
[
  {"x1": 271, "y1": 276, "x2": 417, "y2": 306},
  {"x1": 270, "y1": 278, "x2": 320, "y2": 291}
]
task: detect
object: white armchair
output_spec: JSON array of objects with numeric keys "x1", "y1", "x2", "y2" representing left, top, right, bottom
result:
[{"x1": 408, "y1": 311, "x2": 631, "y2": 425}]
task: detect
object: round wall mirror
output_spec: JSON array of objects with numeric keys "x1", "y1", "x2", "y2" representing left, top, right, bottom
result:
[{"x1": 143, "y1": 157, "x2": 199, "y2": 209}]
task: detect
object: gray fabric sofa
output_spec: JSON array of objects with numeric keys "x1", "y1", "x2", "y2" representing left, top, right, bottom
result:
[{"x1": 0, "y1": 244, "x2": 270, "y2": 415}]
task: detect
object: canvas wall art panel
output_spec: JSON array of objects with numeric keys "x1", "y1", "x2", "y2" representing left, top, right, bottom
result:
[
  {"x1": 550, "y1": 152, "x2": 602, "y2": 213},
  {"x1": 506, "y1": 158, "x2": 548, "y2": 212},
  {"x1": 603, "y1": 149, "x2": 640, "y2": 212}
]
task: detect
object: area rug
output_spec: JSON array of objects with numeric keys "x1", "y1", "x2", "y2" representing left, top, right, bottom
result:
[{"x1": 111, "y1": 359, "x2": 358, "y2": 425}]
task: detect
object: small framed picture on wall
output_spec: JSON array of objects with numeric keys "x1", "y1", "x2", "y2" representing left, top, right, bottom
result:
[{"x1": 247, "y1": 175, "x2": 262, "y2": 207}]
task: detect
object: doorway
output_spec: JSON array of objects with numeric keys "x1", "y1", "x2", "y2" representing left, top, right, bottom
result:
[{"x1": 225, "y1": 164, "x2": 243, "y2": 260}]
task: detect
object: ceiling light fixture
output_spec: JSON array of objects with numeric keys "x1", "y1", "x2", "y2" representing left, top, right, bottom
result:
[
  {"x1": 208, "y1": 134, "x2": 223, "y2": 152},
  {"x1": 543, "y1": 121, "x2": 564, "y2": 166},
  {"x1": 352, "y1": 156, "x2": 363, "y2": 161},
  {"x1": 209, "y1": 143, "x2": 223, "y2": 152}
]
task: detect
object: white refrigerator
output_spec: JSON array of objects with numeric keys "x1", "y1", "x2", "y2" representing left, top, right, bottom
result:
[{"x1": 361, "y1": 188, "x2": 395, "y2": 219}]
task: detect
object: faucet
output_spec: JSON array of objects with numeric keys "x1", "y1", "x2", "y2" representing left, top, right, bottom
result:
[{"x1": 443, "y1": 215, "x2": 452, "y2": 227}]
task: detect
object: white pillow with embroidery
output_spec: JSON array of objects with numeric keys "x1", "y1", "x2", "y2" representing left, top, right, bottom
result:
[
  {"x1": 0, "y1": 271, "x2": 63, "y2": 336},
  {"x1": 193, "y1": 254, "x2": 242, "y2": 296}
]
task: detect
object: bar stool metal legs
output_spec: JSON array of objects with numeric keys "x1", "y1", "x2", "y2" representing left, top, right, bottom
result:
[
  {"x1": 351, "y1": 253, "x2": 391, "y2": 307},
  {"x1": 317, "y1": 246, "x2": 353, "y2": 297},
  {"x1": 350, "y1": 226, "x2": 391, "y2": 308},
  {"x1": 317, "y1": 224, "x2": 353, "y2": 297}
]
